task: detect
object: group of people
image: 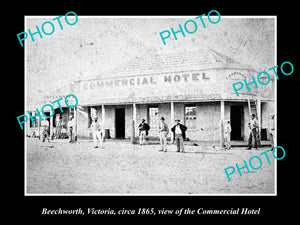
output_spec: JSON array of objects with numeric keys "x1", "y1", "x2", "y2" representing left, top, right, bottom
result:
[
  {"x1": 41, "y1": 115, "x2": 103, "y2": 148},
  {"x1": 40, "y1": 115, "x2": 75, "y2": 143},
  {"x1": 39, "y1": 112, "x2": 275, "y2": 151},
  {"x1": 91, "y1": 116, "x2": 188, "y2": 151},
  {"x1": 223, "y1": 113, "x2": 275, "y2": 151},
  {"x1": 141, "y1": 113, "x2": 275, "y2": 152},
  {"x1": 138, "y1": 117, "x2": 187, "y2": 153}
]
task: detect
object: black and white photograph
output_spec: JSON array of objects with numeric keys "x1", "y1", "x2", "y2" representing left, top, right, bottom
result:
[{"x1": 23, "y1": 15, "x2": 277, "y2": 195}]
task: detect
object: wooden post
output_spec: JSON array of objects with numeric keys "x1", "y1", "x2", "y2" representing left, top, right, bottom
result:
[
  {"x1": 257, "y1": 98, "x2": 262, "y2": 147},
  {"x1": 170, "y1": 101, "x2": 174, "y2": 123},
  {"x1": 220, "y1": 100, "x2": 225, "y2": 148},
  {"x1": 170, "y1": 101, "x2": 174, "y2": 142},
  {"x1": 50, "y1": 116, "x2": 53, "y2": 140},
  {"x1": 74, "y1": 106, "x2": 77, "y2": 141},
  {"x1": 247, "y1": 99, "x2": 251, "y2": 115},
  {"x1": 102, "y1": 104, "x2": 105, "y2": 127},
  {"x1": 131, "y1": 103, "x2": 137, "y2": 144},
  {"x1": 38, "y1": 112, "x2": 40, "y2": 140},
  {"x1": 102, "y1": 104, "x2": 106, "y2": 141},
  {"x1": 247, "y1": 98, "x2": 252, "y2": 143}
]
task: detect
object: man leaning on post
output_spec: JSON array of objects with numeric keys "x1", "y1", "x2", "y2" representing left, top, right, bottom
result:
[{"x1": 171, "y1": 119, "x2": 187, "y2": 153}]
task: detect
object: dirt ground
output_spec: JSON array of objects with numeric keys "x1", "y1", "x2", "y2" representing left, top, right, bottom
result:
[{"x1": 26, "y1": 138, "x2": 275, "y2": 195}]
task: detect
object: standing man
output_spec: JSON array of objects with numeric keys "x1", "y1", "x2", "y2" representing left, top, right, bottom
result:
[
  {"x1": 91, "y1": 116, "x2": 103, "y2": 148},
  {"x1": 138, "y1": 119, "x2": 150, "y2": 145},
  {"x1": 223, "y1": 120, "x2": 232, "y2": 150},
  {"x1": 67, "y1": 115, "x2": 74, "y2": 143},
  {"x1": 268, "y1": 113, "x2": 275, "y2": 150},
  {"x1": 41, "y1": 119, "x2": 50, "y2": 142},
  {"x1": 171, "y1": 119, "x2": 187, "y2": 153},
  {"x1": 247, "y1": 114, "x2": 259, "y2": 150},
  {"x1": 158, "y1": 117, "x2": 169, "y2": 152}
]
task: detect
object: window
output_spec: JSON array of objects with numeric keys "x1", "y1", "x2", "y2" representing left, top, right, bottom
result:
[
  {"x1": 185, "y1": 105, "x2": 197, "y2": 129},
  {"x1": 148, "y1": 106, "x2": 159, "y2": 129}
]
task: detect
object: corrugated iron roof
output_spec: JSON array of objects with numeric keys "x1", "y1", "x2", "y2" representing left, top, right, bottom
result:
[{"x1": 108, "y1": 47, "x2": 255, "y2": 77}]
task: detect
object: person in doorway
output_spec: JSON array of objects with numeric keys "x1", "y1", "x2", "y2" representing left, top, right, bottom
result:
[
  {"x1": 67, "y1": 115, "x2": 74, "y2": 143},
  {"x1": 138, "y1": 119, "x2": 150, "y2": 145},
  {"x1": 171, "y1": 119, "x2": 187, "y2": 153},
  {"x1": 224, "y1": 120, "x2": 232, "y2": 150},
  {"x1": 158, "y1": 117, "x2": 169, "y2": 152},
  {"x1": 247, "y1": 114, "x2": 259, "y2": 150},
  {"x1": 91, "y1": 116, "x2": 103, "y2": 148},
  {"x1": 41, "y1": 119, "x2": 50, "y2": 142},
  {"x1": 268, "y1": 113, "x2": 275, "y2": 150}
]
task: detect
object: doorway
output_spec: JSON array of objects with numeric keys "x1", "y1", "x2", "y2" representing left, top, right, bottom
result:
[
  {"x1": 230, "y1": 105, "x2": 244, "y2": 140},
  {"x1": 43, "y1": 112, "x2": 51, "y2": 134},
  {"x1": 115, "y1": 108, "x2": 125, "y2": 138}
]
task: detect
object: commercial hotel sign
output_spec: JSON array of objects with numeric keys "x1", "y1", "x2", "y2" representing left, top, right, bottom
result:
[
  {"x1": 71, "y1": 69, "x2": 268, "y2": 104},
  {"x1": 80, "y1": 72, "x2": 211, "y2": 91}
]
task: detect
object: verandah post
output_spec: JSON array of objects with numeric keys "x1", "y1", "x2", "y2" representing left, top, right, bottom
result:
[{"x1": 220, "y1": 100, "x2": 225, "y2": 148}]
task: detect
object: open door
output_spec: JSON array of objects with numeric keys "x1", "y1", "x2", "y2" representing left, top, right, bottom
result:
[
  {"x1": 230, "y1": 105, "x2": 244, "y2": 140},
  {"x1": 115, "y1": 108, "x2": 125, "y2": 138}
]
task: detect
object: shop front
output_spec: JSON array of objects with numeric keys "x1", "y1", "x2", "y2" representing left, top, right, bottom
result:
[{"x1": 27, "y1": 48, "x2": 275, "y2": 146}]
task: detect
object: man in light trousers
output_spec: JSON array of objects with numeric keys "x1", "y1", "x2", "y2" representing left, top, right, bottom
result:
[
  {"x1": 158, "y1": 117, "x2": 169, "y2": 152},
  {"x1": 67, "y1": 116, "x2": 74, "y2": 143},
  {"x1": 91, "y1": 116, "x2": 103, "y2": 148}
]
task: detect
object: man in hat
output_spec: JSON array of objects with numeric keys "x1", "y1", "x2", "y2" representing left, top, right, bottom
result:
[
  {"x1": 91, "y1": 116, "x2": 103, "y2": 148},
  {"x1": 268, "y1": 113, "x2": 275, "y2": 150},
  {"x1": 67, "y1": 115, "x2": 74, "y2": 143},
  {"x1": 138, "y1": 119, "x2": 150, "y2": 145},
  {"x1": 247, "y1": 114, "x2": 259, "y2": 150},
  {"x1": 158, "y1": 117, "x2": 169, "y2": 152},
  {"x1": 171, "y1": 119, "x2": 187, "y2": 153}
]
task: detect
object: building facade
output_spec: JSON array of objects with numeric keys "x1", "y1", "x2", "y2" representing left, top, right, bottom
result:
[{"x1": 27, "y1": 48, "x2": 275, "y2": 145}]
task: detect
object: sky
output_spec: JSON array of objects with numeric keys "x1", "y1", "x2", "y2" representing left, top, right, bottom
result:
[{"x1": 25, "y1": 16, "x2": 275, "y2": 105}]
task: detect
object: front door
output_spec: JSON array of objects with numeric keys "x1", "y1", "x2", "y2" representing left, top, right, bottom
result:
[
  {"x1": 230, "y1": 105, "x2": 244, "y2": 140},
  {"x1": 115, "y1": 108, "x2": 125, "y2": 138}
]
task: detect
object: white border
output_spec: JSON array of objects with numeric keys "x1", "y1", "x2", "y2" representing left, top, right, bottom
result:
[{"x1": 24, "y1": 15, "x2": 277, "y2": 196}]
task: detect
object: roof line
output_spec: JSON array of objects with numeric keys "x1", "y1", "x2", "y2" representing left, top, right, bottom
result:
[{"x1": 73, "y1": 67, "x2": 257, "y2": 83}]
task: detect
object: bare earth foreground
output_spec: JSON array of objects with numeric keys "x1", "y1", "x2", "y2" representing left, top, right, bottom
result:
[{"x1": 26, "y1": 138, "x2": 275, "y2": 194}]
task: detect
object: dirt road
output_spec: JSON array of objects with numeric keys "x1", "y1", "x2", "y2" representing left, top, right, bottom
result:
[{"x1": 26, "y1": 138, "x2": 275, "y2": 195}]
